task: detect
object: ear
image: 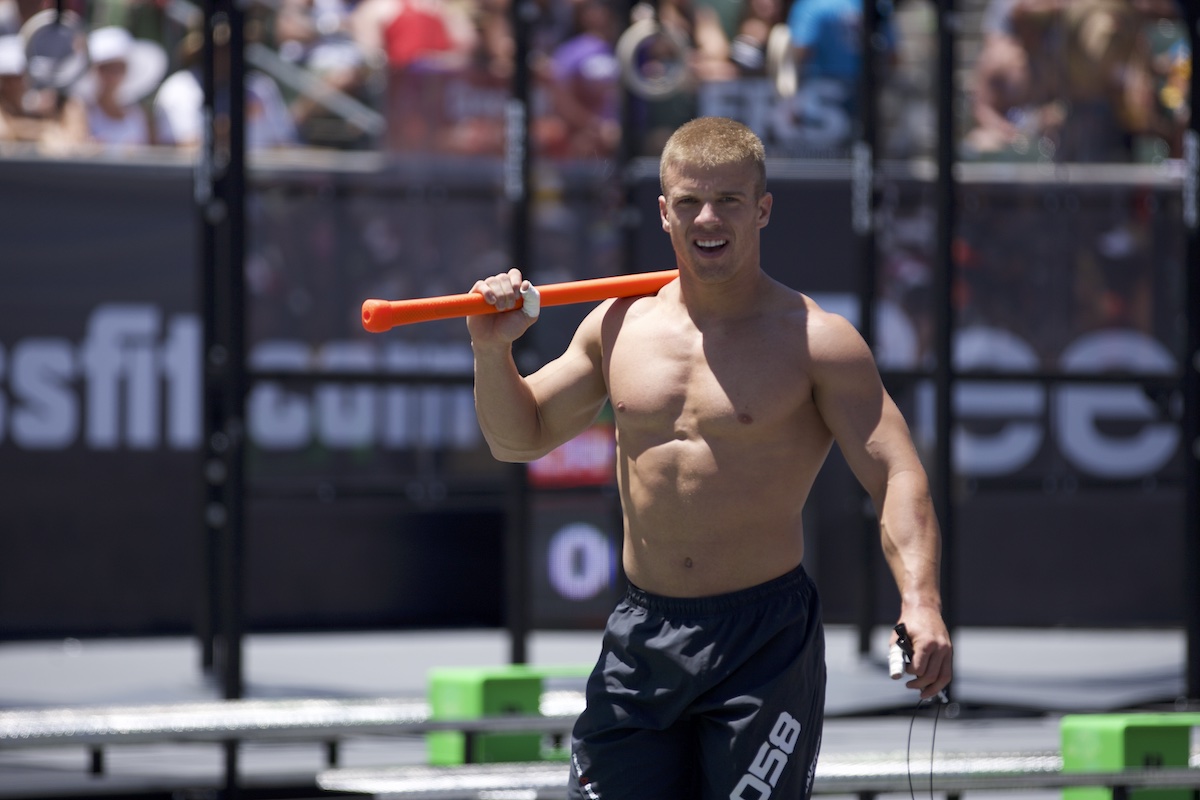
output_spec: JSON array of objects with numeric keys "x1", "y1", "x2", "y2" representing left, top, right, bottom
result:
[
  {"x1": 757, "y1": 191, "x2": 773, "y2": 229},
  {"x1": 659, "y1": 195, "x2": 670, "y2": 233}
]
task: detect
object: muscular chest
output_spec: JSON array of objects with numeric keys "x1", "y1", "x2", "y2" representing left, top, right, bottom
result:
[{"x1": 606, "y1": 319, "x2": 810, "y2": 438}]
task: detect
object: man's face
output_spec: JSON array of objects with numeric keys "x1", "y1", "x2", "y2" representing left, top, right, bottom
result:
[{"x1": 659, "y1": 158, "x2": 772, "y2": 283}]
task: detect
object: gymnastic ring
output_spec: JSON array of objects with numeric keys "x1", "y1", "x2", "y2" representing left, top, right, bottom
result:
[
  {"x1": 765, "y1": 23, "x2": 796, "y2": 99},
  {"x1": 20, "y1": 8, "x2": 89, "y2": 90},
  {"x1": 615, "y1": 16, "x2": 692, "y2": 101}
]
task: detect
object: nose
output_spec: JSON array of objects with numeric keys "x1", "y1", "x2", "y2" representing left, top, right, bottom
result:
[{"x1": 695, "y1": 201, "x2": 720, "y2": 226}]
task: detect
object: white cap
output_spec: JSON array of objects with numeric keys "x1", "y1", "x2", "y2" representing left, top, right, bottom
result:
[
  {"x1": 88, "y1": 26, "x2": 134, "y2": 65},
  {"x1": 0, "y1": 35, "x2": 25, "y2": 77},
  {"x1": 76, "y1": 26, "x2": 167, "y2": 104}
]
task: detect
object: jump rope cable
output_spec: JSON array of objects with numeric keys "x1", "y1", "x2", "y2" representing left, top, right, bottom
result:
[
  {"x1": 894, "y1": 623, "x2": 947, "y2": 800},
  {"x1": 905, "y1": 695, "x2": 945, "y2": 800}
]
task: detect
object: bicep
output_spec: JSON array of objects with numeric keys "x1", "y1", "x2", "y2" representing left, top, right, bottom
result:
[
  {"x1": 810, "y1": 317, "x2": 921, "y2": 500},
  {"x1": 525, "y1": 307, "x2": 610, "y2": 450}
]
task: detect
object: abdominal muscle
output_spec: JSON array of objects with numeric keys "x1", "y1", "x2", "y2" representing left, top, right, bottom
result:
[{"x1": 616, "y1": 435, "x2": 822, "y2": 598}]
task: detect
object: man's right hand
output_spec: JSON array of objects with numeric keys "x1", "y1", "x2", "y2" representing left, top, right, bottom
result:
[{"x1": 467, "y1": 268, "x2": 540, "y2": 345}]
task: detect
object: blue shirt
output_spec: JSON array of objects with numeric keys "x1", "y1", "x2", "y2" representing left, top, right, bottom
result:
[{"x1": 787, "y1": 0, "x2": 896, "y2": 81}]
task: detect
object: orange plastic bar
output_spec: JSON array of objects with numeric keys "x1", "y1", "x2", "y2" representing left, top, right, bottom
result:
[{"x1": 361, "y1": 270, "x2": 678, "y2": 333}]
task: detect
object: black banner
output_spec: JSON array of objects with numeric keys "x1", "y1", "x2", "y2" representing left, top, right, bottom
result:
[{"x1": 0, "y1": 154, "x2": 1189, "y2": 637}]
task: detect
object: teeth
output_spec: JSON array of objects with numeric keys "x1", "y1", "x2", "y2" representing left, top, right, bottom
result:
[{"x1": 697, "y1": 239, "x2": 727, "y2": 248}]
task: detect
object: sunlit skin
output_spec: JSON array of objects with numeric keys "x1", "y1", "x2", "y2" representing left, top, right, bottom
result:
[{"x1": 468, "y1": 155, "x2": 952, "y2": 700}]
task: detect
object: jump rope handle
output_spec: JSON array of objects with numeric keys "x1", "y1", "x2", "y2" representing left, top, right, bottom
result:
[
  {"x1": 889, "y1": 623, "x2": 913, "y2": 680},
  {"x1": 891, "y1": 622, "x2": 950, "y2": 703}
]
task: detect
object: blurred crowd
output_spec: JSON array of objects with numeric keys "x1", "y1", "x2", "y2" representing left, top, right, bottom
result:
[
  {"x1": 0, "y1": 0, "x2": 1192, "y2": 161},
  {"x1": 963, "y1": 0, "x2": 1191, "y2": 162},
  {"x1": 0, "y1": 0, "x2": 632, "y2": 156}
]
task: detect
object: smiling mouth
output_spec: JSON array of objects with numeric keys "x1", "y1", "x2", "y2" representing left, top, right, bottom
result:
[{"x1": 695, "y1": 238, "x2": 728, "y2": 253}]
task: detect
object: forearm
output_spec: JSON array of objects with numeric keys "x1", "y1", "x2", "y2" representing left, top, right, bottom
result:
[
  {"x1": 877, "y1": 469, "x2": 943, "y2": 612},
  {"x1": 879, "y1": 469, "x2": 953, "y2": 698}
]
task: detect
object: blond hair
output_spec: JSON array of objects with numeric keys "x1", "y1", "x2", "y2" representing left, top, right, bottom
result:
[{"x1": 659, "y1": 117, "x2": 767, "y2": 197}]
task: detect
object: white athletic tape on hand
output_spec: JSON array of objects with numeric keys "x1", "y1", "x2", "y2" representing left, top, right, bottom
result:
[
  {"x1": 520, "y1": 282, "x2": 541, "y2": 319},
  {"x1": 888, "y1": 643, "x2": 906, "y2": 680}
]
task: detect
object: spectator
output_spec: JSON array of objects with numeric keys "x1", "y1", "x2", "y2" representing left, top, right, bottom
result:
[
  {"x1": 77, "y1": 26, "x2": 167, "y2": 151},
  {"x1": 769, "y1": 0, "x2": 897, "y2": 155},
  {"x1": 787, "y1": 0, "x2": 897, "y2": 114},
  {"x1": 441, "y1": 0, "x2": 566, "y2": 156},
  {"x1": 549, "y1": 0, "x2": 621, "y2": 158},
  {"x1": 0, "y1": 33, "x2": 29, "y2": 139},
  {"x1": 350, "y1": 0, "x2": 474, "y2": 71},
  {"x1": 0, "y1": 33, "x2": 88, "y2": 153},
  {"x1": 350, "y1": 0, "x2": 476, "y2": 151},
  {"x1": 471, "y1": 0, "x2": 516, "y2": 79},
  {"x1": 1058, "y1": 0, "x2": 1158, "y2": 161},
  {"x1": 154, "y1": 28, "x2": 298, "y2": 149},
  {"x1": 965, "y1": 0, "x2": 1181, "y2": 162},
  {"x1": 657, "y1": 0, "x2": 738, "y2": 82},
  {"x1": 963, "y1": 0, "x2": 1063, "y2": 157},
  {"x1": 729, "y1": 0, "x2": 784, "y2": 76},
  {"x1": 275, "y1": 0, "x2": 376, "y2": 147},
  {"x1": 624, "y1": 0, "x2": 739, "y2": 153}
]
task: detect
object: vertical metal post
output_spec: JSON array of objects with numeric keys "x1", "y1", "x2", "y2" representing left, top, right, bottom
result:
[
  {"x1": 853, "y1": 0, "x2": 883, "y2": 658},
  {"x1": 221, "y1": 0, "x2": 248, "y2": 707},
  {"x1": 932, "y1": 0, "x2": 957, "y2": 647},
  {"x1": 1182, "y1": 3, "x2": 1199, "y2": 702},
  {"x1": 619, "y1": 2, "x2": 640, "y2": 278},
  {"x1": 200, "y1": 0, "x2": 247, "y2": 712},
  {"x1": 223, "y1": 740, "x2": 241, "y2": 800},
  {"x1": 198, "y1": 0, "x2": 218, "y2": 676},
  {"x1": 504, "y1": 0, "x2": 535, "y2": 665}
]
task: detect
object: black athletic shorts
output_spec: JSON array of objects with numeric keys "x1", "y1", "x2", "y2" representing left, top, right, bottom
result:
[{"x1": 567, "y1": 562, "x2": 826, "y2": 800}]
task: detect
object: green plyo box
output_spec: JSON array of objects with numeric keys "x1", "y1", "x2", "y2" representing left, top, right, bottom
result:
[
  {"x1": 1061, "y1": 713, "x2": 1200, "y2": 800},
  {"x1": 427, "y1": 666, "x2": 544, "y2": 765}
]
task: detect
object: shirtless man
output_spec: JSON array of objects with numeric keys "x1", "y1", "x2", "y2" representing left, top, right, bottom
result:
[{"x1": 468, "y1": 116, "x2": 952, "y2": 800}]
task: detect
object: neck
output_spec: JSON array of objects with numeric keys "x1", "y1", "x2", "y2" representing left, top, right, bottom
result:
[{"x1": 676, "y1": 265, "x2": 768, "y2": 324}]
